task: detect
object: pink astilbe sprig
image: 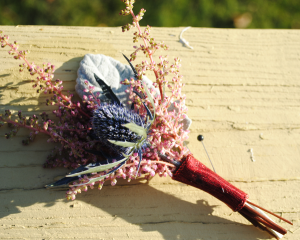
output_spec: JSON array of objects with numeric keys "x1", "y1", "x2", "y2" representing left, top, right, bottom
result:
[
  {"x1": 0, "y1": 31, "x2": 90, "y2": 119},
  {"x1": 120, "y1": 0, "x2": 190, "y2": 159},
  {"x1": 0, "y1": 30, "x2": 103, "y2": 169}
]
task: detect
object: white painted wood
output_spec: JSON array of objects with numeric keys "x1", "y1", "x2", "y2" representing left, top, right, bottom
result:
[{"x1": 0, "y1": 26, "x2": 299, "y2": 239}]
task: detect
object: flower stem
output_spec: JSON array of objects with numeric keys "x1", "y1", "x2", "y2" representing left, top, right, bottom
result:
[
  {"x1": 5, "y1": 118, "x2": 50, "y2": 136},
  {"x1": 130, "y1": 10, "x2": 164, "y2": 100}
]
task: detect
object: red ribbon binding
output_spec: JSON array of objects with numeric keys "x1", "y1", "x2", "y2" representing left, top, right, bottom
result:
[
  {"x1": 172, "y1": 153, "x2": 293, "y2": 239},
  {"x1": 172, "y1": 153, "x2": 248, "y2": 212}
]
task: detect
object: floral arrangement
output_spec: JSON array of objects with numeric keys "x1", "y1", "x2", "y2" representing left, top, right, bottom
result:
[
  {"x1": 0, "y1": 0, "x2": 189, "y2": 199},
  {"x1": 0, "y1": 0, "x2": 292, "y2": 239}
]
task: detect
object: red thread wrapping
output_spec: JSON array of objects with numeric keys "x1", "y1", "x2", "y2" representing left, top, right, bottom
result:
[{"x1": 172, "y1": 154, "x2": 248, "y2": 211}]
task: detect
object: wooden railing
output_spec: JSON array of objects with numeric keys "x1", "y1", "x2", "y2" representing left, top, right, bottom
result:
[{"x1": 0, "y1": 26, "x2": 299, "y2": 239}]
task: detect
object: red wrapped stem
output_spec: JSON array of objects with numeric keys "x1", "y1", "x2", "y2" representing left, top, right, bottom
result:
[
  {"x1": 171, "y1": 153, "x2": 292, "y2": 239},
  {"x1": 172, "y1": 153, "x2": 248, "y2": 211}
]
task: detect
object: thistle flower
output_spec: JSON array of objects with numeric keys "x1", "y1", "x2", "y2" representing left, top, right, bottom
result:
[
  {"x1": 92, "y1": 102, "x2": 147, "y2": 158},
  {"x1": 46, "y1": 72, "x2": 156, "y2": 189}
]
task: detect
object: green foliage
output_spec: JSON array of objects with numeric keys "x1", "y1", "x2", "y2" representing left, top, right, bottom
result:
[
  {"x1": 108, "y1": 139, "x2": 137, "y2": 148},
  {"x1": 67, "y1": 158, "x2": 127, "y2": 177},
  {"x1": 1, "y1": 0, "x2": 300, "y2": 28},
  {"x1": 123, "y1": 123, "x2": 147, "y2": 139}
]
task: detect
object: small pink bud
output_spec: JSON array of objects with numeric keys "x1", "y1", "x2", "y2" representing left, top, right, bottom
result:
[
  {"x1": 111, "y1": 179, "x2": 117, "y2": 186},
  {"x1": 43, "y1": 122, "x2": 49, "y2": 131}
]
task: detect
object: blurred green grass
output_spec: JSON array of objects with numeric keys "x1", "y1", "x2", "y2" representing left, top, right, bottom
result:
[{"x1": 1, "y1": 0, "x2": 300, "y2": 29}]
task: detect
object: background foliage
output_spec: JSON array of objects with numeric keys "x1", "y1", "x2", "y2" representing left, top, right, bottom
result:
[{"x1": 1, "y1": 0, "x2": 300, "y2": 28}]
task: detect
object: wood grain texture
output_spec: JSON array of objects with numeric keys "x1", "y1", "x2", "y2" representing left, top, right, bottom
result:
[{"x1": 0, "y1": 26, "x2": 300, "y2": 240}]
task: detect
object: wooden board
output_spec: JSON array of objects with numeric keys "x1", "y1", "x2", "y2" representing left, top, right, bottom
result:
[{"x1": 0, "y1": 26, "x2": 299, "y2": 240}]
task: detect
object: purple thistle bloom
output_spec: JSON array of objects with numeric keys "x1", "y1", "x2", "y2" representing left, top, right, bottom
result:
[{"x1": 92, "y1": 103, "x2": 147, "y2": 157}]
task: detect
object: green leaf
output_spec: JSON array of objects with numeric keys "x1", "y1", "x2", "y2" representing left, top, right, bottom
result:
[
  {"x1": 66, "y1": 157, "x2": 128, "y2": 177},
  {"x1": 70, "y1": 173, "x2": 111, "y2": 187},
  {"x1": 108, "y1": 139, "x2": 137, "y2": 147},
  {"x1": 121, "y1": 149, "x2": 135, "y2": 158},
  {"x1": 70, "y1": 161, "x2": 127, "y2": 187},
  {"x1": 123, "y1": 122, "x2": 147, "y2": 138},
  {"x1": 71, "y1": 174, "x2": 108, "y2": 187}
]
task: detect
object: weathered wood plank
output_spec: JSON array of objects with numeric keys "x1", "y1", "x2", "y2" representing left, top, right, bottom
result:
[{"x1": 0, "y1": 26, "x2": 300, "y2": 239}]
